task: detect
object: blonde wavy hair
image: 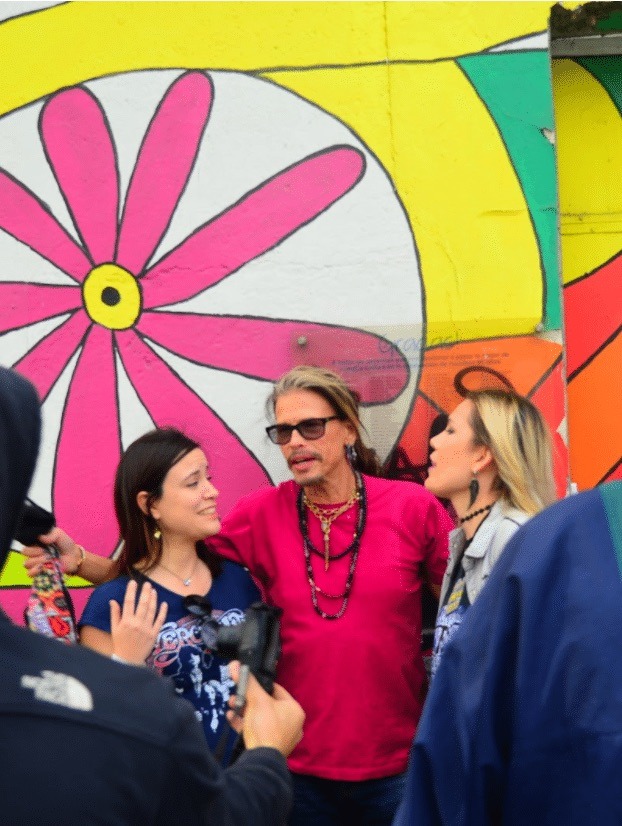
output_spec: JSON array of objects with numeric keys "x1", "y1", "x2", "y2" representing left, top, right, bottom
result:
[{"x1": 468, "y1": 389, "x2": 556, "y2": 515}]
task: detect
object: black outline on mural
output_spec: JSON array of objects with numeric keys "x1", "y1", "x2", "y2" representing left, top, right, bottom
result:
[
  {"x1": 575, "y1": 59, "x2": 622, "y2": 120},
  {"x1": 0, "y1": 165, "x2": 92, "y2": 275},
  {"x1": 563, "y1": 249, "x2": 622, "y2": 379},
  {"x1": 566, "y1": 320, "x2": 622, "y2": 384},
  {"x1": 246, "y1": 34, "x2": 548, "y2": 74},
  {"x1": 599, "y1": 455, "x2": 622, "y2": 486},
  {"x1": 255, "y1": 72, "x2": 425, "y2": 457},
  {"x1": 38, "y1": 85, "x2": 119, "y2": 269},
  {"x1": 527, "y1": 352, "x2": 562, "y2": 399},
  {"x1": 564, "y1": 242, "x2": 622, "y2": 289},
  {"x1": 143, "y1": 140, "x2": 368, "y2": 297},
  {"x1": 454, "y1": 59, "x2": 549, "y2": 330},
  {"x1": 0, "y1": 283, "x2": 80, "y2": 336},
  {"x1": 117, "y1": 327, "x2": 270, "y2": 487},
  {"x1": 0, "y1": 66, "x2": 424, "y2": 475},
  {"x1": 483, "y1": 31, "x2": 548, "y2": 54},
  {"x1": 50, "y1": 323, "x2": 123, "y2": 529},
  {"x1": 7, "y1": 310, "x2": 87, "y2": 403},
  {"x1": 139, "y1": 310, "x2": 411, "y2": 408},
  {"x1": 0, "y1": 1, "x2": 68, "y2": 28},
  {"x1": 416, "y1": 389, "x2": 445, "y2": 416},
  {"x1": 0, "y1": 0, "x2": 547, "y2": 69},
  {"x1": 117, "y1": 71, "x2": 214, "y2": 273}
]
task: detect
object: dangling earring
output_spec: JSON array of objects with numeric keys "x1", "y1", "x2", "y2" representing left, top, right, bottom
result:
[
  {"x1": 345, "y1": 443, "x2": 358, "y2": 467},
  {"x1": 153, "y1": 526, "x2": 162, "y2": 541},
  {"x1": 467, "y1": 474, "x2": 479, "y2": 509}
]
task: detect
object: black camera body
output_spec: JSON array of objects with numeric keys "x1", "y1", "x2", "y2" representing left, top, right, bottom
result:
[
  {"x1": 14, "y1": 498, "x2": 55, "y2": 547},
  {"x1": 187, "y1": 597, "x2": 282, "y2": 695}
]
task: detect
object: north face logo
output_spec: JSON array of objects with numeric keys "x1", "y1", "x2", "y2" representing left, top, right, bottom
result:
[{"x1": 21, "y1": 670, "x2": 93, "y2": 711}]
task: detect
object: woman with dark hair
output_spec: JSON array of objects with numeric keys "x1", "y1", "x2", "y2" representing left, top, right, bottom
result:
[{"x1": 79, "y1": 428, "x2": 259, "y2": 757}]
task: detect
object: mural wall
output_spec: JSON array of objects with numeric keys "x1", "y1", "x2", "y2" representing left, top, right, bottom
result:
[
  {"x1": 0, "y1": 1, "x2": 566, "y2": 621},
  {"x1": 554, "y1": 55, "x2": 622, "y2": 492}
]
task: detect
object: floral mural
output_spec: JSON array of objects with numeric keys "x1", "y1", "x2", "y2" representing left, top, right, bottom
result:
[{"x1": 0, "y1": 1, "x2": 565, "y2": 622}]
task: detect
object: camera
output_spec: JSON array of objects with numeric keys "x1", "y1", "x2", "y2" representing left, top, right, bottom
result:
[
  {"x1": 185, "y1": 597, "x2": 282, "y2": 695},
  {"x1": 14, "y1": 498, "x2": 55, "y2": 547}
]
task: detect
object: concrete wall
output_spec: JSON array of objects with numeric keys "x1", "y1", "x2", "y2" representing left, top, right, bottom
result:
[{"x1": 0, "y1": 1, "x2": 565, "y2": 621}]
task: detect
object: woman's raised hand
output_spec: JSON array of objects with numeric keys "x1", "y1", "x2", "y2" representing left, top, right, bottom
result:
[{"x1": 110, "y1": 579, "x2": 168, "y2": 665}]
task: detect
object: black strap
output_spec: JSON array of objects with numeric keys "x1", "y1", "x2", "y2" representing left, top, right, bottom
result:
[{"x1": 213, "y1": 722, "x2": 244, "y2": 766}]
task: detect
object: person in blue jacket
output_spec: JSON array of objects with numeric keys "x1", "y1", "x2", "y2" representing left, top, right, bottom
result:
[{"x1": 395, "y1": 483, "x2": 622, "y2": 825}]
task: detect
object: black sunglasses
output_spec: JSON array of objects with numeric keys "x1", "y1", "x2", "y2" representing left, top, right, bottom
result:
[{"x1": 265, "y1": 416, "x2": 341, "y2": 445}]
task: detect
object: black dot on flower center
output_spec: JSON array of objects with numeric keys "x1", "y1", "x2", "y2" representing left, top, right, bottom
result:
[{"x1": 101, "y1": 287, "x2": 121, "y2": 307}]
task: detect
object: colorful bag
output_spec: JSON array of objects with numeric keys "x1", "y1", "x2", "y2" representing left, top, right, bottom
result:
[{"x1": 15, "y1": 499, "x2": 78, "y2": 645}]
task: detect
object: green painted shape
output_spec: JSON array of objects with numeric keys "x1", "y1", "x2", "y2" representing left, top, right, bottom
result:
[
  {"x1": 596, "y1": 12, "x2": 622, "y2": 32},
  {"x1": 458, "y1": 52, "x2": 560, "y2": 331},
  {"x1": 599, "y1": 481, "x2": 622, "y2": 579},
  {"x1": 578, "y1": 57, "x2": 622, "y2": 116}
]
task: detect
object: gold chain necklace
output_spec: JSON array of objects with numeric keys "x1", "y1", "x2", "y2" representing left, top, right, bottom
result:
[{"x1": 303, "y1": 490, "x2": 360, "y2": 571}]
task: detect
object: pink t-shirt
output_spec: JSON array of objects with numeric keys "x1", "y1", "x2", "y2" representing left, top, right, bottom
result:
[{"x1": 210, "y1": 474, "x2": 452, "y2": 780}]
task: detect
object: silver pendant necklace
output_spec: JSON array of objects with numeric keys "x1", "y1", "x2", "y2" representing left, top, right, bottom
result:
[{"x1": 157, "y1": 558, "x2": 198, "y2": 587}]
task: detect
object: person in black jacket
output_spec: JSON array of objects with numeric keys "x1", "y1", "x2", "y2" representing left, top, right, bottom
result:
[{"x1": 0, "y1": 365, "x2": 304, "y2": 826}]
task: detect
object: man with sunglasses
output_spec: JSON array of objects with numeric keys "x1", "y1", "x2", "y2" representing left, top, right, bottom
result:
[
  {"x1": 24, "y1": 365, "x2": 451, "y2": 826},
  {"x1": 211, "y1": 366, "x2": 451, "y2": 825}
]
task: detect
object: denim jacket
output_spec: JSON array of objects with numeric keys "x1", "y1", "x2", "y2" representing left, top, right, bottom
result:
[{"x1": 439, "y1": 500, "x2": 530, "y2": 608}]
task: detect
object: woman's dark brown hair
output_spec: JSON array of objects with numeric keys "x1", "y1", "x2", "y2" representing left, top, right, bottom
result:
[{"x1": 114, "y1": 428, "x2": 222, "y2": 578}]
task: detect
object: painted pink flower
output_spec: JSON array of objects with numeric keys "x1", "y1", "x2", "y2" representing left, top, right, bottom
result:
[{"x1": 0, "y1": 71, "x2": 409, "y2": 556}]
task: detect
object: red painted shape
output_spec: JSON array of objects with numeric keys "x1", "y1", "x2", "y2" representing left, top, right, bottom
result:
[
  {"x1": 564, "y1": 253, "x2": 622, "y2": 377},
  {"x1": 530, "y1": 361, "x2": 568, "y2": 496},
  {"x1": 398, "y1": 394, "x2": 442, "y2": 467}
]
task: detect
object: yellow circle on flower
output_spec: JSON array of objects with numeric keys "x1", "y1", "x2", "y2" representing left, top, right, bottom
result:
[{"x1": 82, "y1": 264, "x2": 142, "y2": 330}]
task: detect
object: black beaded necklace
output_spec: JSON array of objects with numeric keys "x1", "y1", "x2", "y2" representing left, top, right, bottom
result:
[
  {"x1": 297, "y1": 471, "x2": 366, "y2": 620},
  {"x1": 459, "y1": 502, "x2": 494, "y2": 524}
]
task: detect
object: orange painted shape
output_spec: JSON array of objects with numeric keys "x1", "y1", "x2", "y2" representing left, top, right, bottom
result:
[
  {"x1": 564, "y1": 252, "x2": 622, "y2": 377},
  {"x1": 419, "y1": 337, "x2": 562, "y2": 414},
  {"x1": 567, "y1": 331, "x2": 622, "y2": 489}
]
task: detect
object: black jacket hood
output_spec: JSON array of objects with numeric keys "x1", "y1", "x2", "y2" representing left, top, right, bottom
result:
[{"x1": 0, "y1": 367, "x2": 40, "y2": 570}]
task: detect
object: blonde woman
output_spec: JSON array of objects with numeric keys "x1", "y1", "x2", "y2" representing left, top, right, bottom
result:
[{"x1": 424, "y1": 388, "x2": 556, "y2": 677}]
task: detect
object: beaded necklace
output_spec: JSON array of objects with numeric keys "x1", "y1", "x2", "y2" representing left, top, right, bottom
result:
[
  {"x1": 297, "y1": 471, "x2": 366, "y2": 620},
  {"x1": 459, "y1": 502, "x2": 494, "y2": 524},
  {"x1": 303, "y1": 489, "x2": 360, "y2": 571}
]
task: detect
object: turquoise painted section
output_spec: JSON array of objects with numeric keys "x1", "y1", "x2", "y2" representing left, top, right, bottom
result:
[
  {"x1": 600, "y1": 481, "x2": 622, "y2": 579},
  {"x1": 458, "y1": 52, "x2": 561, "y2": 331}
]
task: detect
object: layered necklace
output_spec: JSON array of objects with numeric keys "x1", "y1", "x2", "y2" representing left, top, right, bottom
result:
[
  {"x1": 303, "y1": 488, "x2": 360, "y2": 571},
  {"x1": 297, "y1": 471, "x2": 366, "y2": 620}
]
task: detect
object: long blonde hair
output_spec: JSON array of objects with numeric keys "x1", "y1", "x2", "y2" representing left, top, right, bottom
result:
[
  {"x1": 468, "y1": 389, "x2": 556, "y2": 515},
  {"x1": 268, "y1": 366, "x2": 381, "y2": 476}
]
